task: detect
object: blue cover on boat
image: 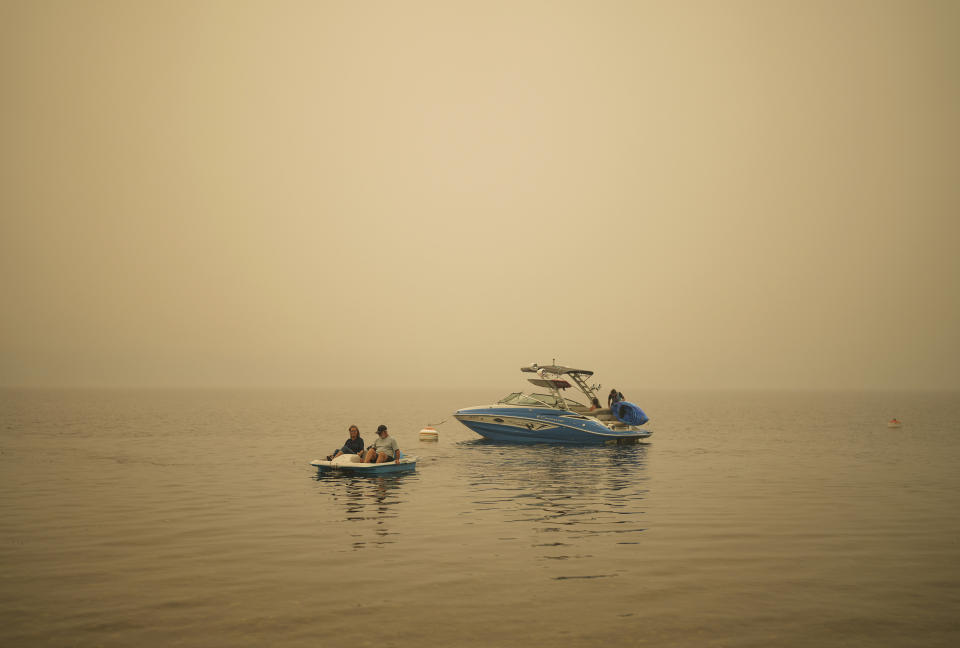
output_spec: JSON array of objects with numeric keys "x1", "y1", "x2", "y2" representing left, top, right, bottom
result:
[{"x1": 612, "y1": 401, "x2": 649, "y2": 426}]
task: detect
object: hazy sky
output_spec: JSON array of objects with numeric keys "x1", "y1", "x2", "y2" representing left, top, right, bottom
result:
[{"x1": 2, "y1": 1, "x2": 958, "y2": 390}]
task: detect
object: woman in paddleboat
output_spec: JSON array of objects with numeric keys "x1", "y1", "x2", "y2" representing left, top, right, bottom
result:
[{"x1": 326, "y1": 425, "x2": 364, "y2": 461}]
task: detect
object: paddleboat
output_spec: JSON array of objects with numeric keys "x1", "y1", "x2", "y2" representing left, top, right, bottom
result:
[{"x1": 311, "y1": 452, "x2": 417, "y2": 475}]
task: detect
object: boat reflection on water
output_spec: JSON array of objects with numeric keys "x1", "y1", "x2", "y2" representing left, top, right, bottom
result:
[
  {"x1": 458, "y1": 439, "x2": 650, "y2": 486},
  {"x1": 456, "y1": 440, "x2": 651, "y2": 565},
  {"x1": 317, "y1": 472, "x2": 416, "y2": 550}
]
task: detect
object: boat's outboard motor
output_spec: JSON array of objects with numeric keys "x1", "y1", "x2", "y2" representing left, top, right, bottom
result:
[{"x1": 612, "y1": 401, "x2": 649, "y2": 426}]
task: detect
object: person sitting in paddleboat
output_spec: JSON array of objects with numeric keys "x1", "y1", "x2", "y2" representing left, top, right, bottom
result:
[
  {"x1": 361, "y1": 424, "x2": 400, "y2": 464},
  {"x1": 326, "y1": 425, "x2": 364, "y2": 461}
]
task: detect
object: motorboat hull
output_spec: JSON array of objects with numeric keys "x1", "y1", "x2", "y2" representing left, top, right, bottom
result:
[
  {"x1": 311, "y1": 458, "x2": 417, "y2": 475},
  {"x1": 454, "y1": 406, "x2": 652, "y2": 445}
]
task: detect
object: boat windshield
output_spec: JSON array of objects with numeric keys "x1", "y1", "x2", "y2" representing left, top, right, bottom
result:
[
  {"x1": 497, "y1": 392, "x2": 585, "y2": 409},
  {"x1": 498, "y1": 392, "x2": 560, "y2": 407}
]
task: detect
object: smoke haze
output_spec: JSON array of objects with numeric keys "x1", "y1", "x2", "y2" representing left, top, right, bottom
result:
[{"x1": 2, "y1": 1, "x2": 958, "y2": 389}]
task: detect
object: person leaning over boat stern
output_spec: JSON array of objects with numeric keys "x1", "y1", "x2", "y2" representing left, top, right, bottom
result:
[
  {"x1": 608, "y1": 388, "x2": 624, "y2": 408},
  {"x1": 326, "y1": 425, "x2": 365, "y2": 461},
  {"x1": 361, "y1": 425, "x2": 400, "y2": 464}
]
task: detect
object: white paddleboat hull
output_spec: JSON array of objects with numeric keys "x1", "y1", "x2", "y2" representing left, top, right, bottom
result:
[{"x1": 311, "y1": 454, "x2": 416, "y2": 475}]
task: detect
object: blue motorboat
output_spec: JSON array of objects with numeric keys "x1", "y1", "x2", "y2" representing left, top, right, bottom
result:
[
  {"x1": 311, "y1": 453, "x2": 417, "y2": 475},
  {"x1": 454, "y1": 363, "x2": 652, "y2": 445}
]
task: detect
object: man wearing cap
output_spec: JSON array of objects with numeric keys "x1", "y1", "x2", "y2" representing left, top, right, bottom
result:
[{"x1": 361, "y1": 425, "x2": 400, "y2": 464}]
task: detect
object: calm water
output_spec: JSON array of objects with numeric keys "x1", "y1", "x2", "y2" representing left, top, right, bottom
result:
[{"x1": 1, "y1": 388, "x2": 958, "y2": 647}]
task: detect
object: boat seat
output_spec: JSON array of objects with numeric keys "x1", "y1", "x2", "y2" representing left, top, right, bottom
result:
[{"x1": 569, "y1": 405, "x2": 615, "y2": 421}]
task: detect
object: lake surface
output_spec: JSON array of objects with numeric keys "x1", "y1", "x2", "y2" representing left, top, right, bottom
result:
[{"x1": 1, "y1": 388, "x2": 958, "y2": 647}]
